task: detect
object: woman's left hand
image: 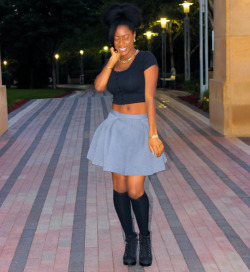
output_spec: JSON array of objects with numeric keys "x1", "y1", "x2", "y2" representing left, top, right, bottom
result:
[{"x1": 148, "y1": 138, "x2": 164, "y2": 157}]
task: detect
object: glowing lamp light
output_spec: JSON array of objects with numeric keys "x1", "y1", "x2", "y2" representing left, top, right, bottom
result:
[
  {"x1": 144, "y1": 31, "x2": 153, "y2": 40},
  {"x1": 80, "y1": 50, "x2": 84, "y2": 55},
  {"x1": 143, "y1": 31, "x2": 158, "y2": 40},
  {"x1": 54, "y1": 54, "x2": 59, "y2": 60},
  {"x1": 3, "y1": 61, "x2": 7, "y2": 66},
  {"x1": 103, "y1": 46, "x2": 109, "y2": 52},
  {"x1": 179, "y1": 1, "x2": 193, "y2": 13},
  {"x1": 157, "y1": 18, "x2": 170, "y2": 29}
]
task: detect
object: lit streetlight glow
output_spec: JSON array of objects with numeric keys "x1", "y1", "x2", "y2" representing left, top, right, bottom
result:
[
  {"x1": 143, "y1": 31, "x2": 158, "y2": 51},
  {"x1": 157, "y1": 18, "x2": 170, "y2": 29},
  {"x1": 179, "y1": 1, "x2": 193, "y2": 14},
  {"x1": 143, "y1": 31, "x2": 153, "y2": 40}
]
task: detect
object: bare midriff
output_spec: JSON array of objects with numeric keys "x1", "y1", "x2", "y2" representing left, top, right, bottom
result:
[{"x1": 112, "y1": 102, "x2": 147, "y2": 114}]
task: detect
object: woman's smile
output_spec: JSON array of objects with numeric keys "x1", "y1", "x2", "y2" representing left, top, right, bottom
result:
[{"x1": 119, "y1": 47, "x2": 127, "y2": 53}]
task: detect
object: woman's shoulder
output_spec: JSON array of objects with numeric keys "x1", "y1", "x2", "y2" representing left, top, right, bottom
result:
[
  {"x1": 138, "y1": 50, "x2": 158, "y2": 70},
  {"x1": 138, "y1": 50, "x2": 155, "y2": 57}
]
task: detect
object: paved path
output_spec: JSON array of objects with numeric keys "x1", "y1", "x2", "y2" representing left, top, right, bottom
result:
[{"x1": 0, "y1": 88, "x2": 249, "y2": 272}]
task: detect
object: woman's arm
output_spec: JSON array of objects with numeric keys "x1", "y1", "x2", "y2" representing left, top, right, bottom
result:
[
  {"x1": 144, "y1": 65, "x2": 164, "y2": 157},
  {"x1": 94, "y1": 48, "x2": 120, "y2": 92}
]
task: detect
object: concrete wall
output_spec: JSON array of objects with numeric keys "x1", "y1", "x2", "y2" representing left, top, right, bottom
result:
[
  {"x1": 0, "y1": 86, "x2": 8, "y2": 136},
  {"x1": 210, "y1": 0, "x2": 250, "y2": 136}
]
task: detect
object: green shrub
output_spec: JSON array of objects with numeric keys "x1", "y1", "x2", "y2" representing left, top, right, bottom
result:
[
  {"x1": 200, "y1": 89, "x2": 209, "y2": 112},
  {"x1": 182, "y1": 79, "x2": 200, "y2": 94}
]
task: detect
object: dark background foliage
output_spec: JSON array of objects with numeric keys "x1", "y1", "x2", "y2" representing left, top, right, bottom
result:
[{"x1": 0, "y1": 0, "x2": 213, "y2": 88}]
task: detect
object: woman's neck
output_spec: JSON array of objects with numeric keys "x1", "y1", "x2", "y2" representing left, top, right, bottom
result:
[{"x1": 120, "y1": 48, "x2": 137, "y2": 62}]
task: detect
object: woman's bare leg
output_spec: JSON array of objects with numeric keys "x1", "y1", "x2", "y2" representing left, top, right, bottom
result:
[
  {"x1": 127, "y1": 175, "x2": 145, "y2": 199},
  {"x1": 112, "y1": 172, "x2": 127, "y2": 193}
]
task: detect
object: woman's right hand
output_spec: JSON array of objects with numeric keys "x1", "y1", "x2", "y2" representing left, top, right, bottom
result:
[{"x1": 110, "y1": 47, "x2": 120, "y2": 65}]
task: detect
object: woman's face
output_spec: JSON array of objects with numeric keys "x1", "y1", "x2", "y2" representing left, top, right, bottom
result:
[{"x1": 114, "y1": 25, "x2": 136, "y2": 56}]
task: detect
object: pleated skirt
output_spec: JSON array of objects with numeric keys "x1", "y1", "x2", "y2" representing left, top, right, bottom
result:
[{"x1": 87, "y1": 109, "x2": 167, "y2": 176}]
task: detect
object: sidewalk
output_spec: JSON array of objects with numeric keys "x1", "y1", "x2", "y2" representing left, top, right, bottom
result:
[{"x1": 0, "y1": 87, "x2": 249, "y2": 272}]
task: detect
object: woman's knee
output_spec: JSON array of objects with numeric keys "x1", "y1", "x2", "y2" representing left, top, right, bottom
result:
[
  {"x1": 112, "y1": 172, "x2": 127, "y2": 193},
  {"x1": 127, "y1": 176, "x2": 145, "y2": 199},
  {"x1": 127, "y1": 189, "x2": 144, "y2": 199}
]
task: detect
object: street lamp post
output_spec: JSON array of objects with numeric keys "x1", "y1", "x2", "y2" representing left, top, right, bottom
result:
[
  {"x1": 199, "y1": 0, "x2": 209, "y2": 97},
  {"x1": 157, "y1": 18, "x2": 169, "y2": 90},
  {"x1": 143, "y1": 31, "x2": 158, "y2": 51},
  {"x1": 80, "y1": 50, "x2": 84, "y2": 85},
  {"x1": 2, "y1": 61, "x2": 8, "y2": 85},
  {"x1": 180, "y1": 1, "x2": 193, "y2": 81},
  {"x1": 54, "y1": 54, "x2": 59, "y2": 85}
]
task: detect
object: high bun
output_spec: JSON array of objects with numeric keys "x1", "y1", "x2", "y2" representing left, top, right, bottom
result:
[{"x1": 103, "y1": 3, "x2": 142, "y2": 46}]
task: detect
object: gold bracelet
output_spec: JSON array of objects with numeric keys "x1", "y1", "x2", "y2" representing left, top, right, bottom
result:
[
  {"x1": 104, "y1": 66, "x2": 113, "y2": 70},
  {"x1": 149, "y1": 134, "x2": 158, "y2": 139}
]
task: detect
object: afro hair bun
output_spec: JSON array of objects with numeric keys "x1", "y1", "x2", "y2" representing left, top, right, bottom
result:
[{"x1": 103, "y1": 3, "x2": 142, "y2": 29}]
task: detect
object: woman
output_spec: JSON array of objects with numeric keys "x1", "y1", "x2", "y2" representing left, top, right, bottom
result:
[{"x1": 87, "y1": 3, "x2": 167, "y2": 267}]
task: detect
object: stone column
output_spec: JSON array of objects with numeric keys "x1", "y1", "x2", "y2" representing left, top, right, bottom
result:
[
  {"x1": 209, "y1": 0, "x2": 250, "y2": 136},
  {"x1": 0, "y1": 85, "x2": 8, "y2": 136},
  {"x1": 0, "y1": 54, "x2": 8, "y2": 136}
]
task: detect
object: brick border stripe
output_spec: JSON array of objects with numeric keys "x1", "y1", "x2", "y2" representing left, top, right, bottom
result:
[
  {"x1": 8, "y1": 98, "x2": 79, "y2": 272},
  {"x1": 156, "y1": 108, "x2": 250, "y2": 208},
  {"x1": 68, "y1": 98, "x2": 91, "y2": 272},
  {"x1": 8, "y1": 99, "x2": 36, "y2": 120},
  {"x1": 156, "y1": 97, "x2": 250, "y2": 172},
  {"x1": 0, "y1": 99, "x2": 53, "y2": 158},
  {"x1": 149, "y1": 173, "x2": 205, "y2": 272},
  {"x1": 101, "y1": 97, "x2": 108, "y2": 118},
  {"x1": 158, "y1": 131, "x2": 250, "y2": 269},
  {"x1": 0, "y1": 99, "x2": 66, "y2": 207}
]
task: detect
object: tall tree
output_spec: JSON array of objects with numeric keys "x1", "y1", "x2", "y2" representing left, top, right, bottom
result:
[{"x1": 2, "y1": 0, "x2": 102, "y2": 88}]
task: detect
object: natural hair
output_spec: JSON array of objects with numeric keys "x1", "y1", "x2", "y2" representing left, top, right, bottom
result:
[{"x1": 103, "y1": 3, "x2": 142, "y2": 46}]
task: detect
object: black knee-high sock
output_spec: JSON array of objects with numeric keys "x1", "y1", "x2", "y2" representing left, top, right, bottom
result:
[
  {"x1": 130, "y1": 192, "x2": 150, "y2": 236},
  {"x1": 113, "y1": 190, "x2": 133, "y2": 236}
]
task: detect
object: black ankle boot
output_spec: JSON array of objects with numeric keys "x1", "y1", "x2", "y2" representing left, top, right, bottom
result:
[
  {"x1": 123, "y1": 232, "x2": 138, "y2": 266},
  {"x1": 139, "y1": 232, "x2": 152, "y2": 266}
]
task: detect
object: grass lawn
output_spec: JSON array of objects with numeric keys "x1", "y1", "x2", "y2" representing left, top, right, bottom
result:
[{"x1": 7, "y1": 88, "x2": 70, "y2": 107}]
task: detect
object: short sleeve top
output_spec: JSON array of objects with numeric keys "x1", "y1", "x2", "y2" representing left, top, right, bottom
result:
[{"x1": 103, "y1": 50, "x2": 158, "y2": 105}]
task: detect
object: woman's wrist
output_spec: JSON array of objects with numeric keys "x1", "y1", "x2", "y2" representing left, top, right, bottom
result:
[
  {"x1": 104, "y1": 65, "x2": 113, "y2": 70},
  {"x1": 149, "y1": 134, "x2": 158, "y2": 139},
  {"x1": 107, "y1": 59, "x2": 117, "y2": 68}
]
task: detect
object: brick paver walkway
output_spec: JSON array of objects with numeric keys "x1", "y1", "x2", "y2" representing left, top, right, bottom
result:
[{"x1": 0, "y1": 88, "x2": 249, "y2": 272}]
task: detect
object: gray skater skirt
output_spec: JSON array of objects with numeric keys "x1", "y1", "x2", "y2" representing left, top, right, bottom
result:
[{"x1": 87, "y1": 109, "x2": 167, "y2": 176}]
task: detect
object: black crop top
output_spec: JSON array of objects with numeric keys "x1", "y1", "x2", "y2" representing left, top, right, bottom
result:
[{"x1": 103, "y1": 50, "x2": 158, "y2": 105}]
